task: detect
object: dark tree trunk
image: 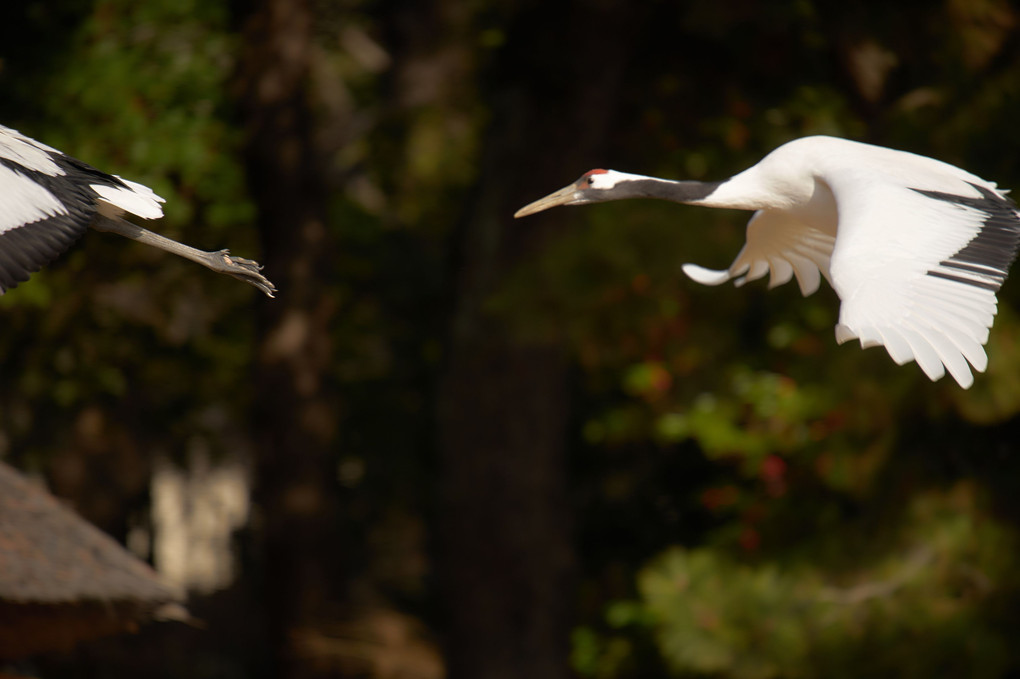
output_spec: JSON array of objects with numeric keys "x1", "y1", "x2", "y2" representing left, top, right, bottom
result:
[
  {"x1": 235, "y1": 1, "x2": 343, "y2": 676},
  {"x1": 436, "y1": 3, "x2": 640, "y2": 678}
]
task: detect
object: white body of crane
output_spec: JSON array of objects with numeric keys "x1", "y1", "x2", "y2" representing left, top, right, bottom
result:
[{"x1": 516, "y1": 136, "x2": 1020, "y2": 388}]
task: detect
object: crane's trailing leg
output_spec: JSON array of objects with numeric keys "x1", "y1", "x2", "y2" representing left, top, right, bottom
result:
[
  {"x1": 0, "y1": 123, "x2": 277, "y2": 297},
  {"x1": 92, "y1": 216, "x2": 277, "y2": 297}
]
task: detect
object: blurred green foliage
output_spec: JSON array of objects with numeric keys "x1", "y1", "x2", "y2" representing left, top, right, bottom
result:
[{"x1": 582, "y1": 483, "x2": 1016, "y2": 679}]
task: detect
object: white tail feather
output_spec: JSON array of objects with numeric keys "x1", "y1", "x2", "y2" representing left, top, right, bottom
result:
[{"x1": 92, "y1": 178, "x2": 164, "y2": 220}]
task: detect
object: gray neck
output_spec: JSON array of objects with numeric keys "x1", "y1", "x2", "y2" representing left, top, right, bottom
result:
[{"x1": 611, "y1": 178, "x2": 725, "y2": 205}]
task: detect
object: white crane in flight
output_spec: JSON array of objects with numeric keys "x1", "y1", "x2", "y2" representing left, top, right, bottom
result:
[
  {"x1": 0, "y1": 124, "x2": 275, "y2": 297},
  {"x1": 516, "y1": 136, "x2": 1020, "y2": 388}
]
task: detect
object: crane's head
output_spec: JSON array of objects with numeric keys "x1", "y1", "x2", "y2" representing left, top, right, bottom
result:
[{"x1": 514, "y1": 169, "x2": 623, "y2": 218}]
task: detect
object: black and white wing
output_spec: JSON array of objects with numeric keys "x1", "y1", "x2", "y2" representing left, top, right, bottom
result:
[
  {"x1": 682, "y1": 208, "x2": 836, "y2": 296},
  {"x1": 0, "y1": 125, "x2": 163, "y2": 293},
  {"x1": 826, "y1": 170, "x2": 1020, "y2": 388}
]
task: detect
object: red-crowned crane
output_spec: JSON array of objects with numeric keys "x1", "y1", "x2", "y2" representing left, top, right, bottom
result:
[
  {"x1": 0, "y1": 124, "x2": 275, "y2": 297},
  {"x1": 515, "y1": 136, "x2": 1020, "y2": 388}
]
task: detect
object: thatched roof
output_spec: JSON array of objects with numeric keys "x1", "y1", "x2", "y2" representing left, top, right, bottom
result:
[{"x1": 0, "y1": 461, "x2": 184, "y2": 659}]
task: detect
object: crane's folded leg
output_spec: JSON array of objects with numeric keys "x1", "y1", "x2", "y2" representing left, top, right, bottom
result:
[{"x1": 92, "y1": 215, "x2": 276, "y2": 297}]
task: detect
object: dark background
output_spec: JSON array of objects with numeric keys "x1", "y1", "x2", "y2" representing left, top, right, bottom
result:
[{"x1": 2, "y1": 0, "x2": 1020, "y2": 677}]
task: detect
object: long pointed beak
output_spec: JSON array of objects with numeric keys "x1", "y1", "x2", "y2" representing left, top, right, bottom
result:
[{"x1": 514, "y1": 184, "x2": 579, "y2": 218}]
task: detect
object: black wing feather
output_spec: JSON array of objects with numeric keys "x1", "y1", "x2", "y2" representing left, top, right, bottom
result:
[
  {"x1": 913, "y1": 183, "x2": 1020, "y2": 292},
  {"x1": 0, "y1": 149, "x2": 132, "y2": 293}
]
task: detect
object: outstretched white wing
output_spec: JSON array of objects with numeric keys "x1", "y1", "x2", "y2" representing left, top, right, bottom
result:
[
  {"x1": 681, "y1": 137, "x2": 1020, "y2": 389},
  {"x1": 825, "y1": 171, "x2": 1019, "y2": 389},
  {"x1": 682, "y1": 208, "x2": 835, "y2": 296}
]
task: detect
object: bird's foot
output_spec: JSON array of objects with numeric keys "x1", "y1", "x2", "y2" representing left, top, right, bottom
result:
[{"x1": 211, "y1": 249, "x2": 277, "y2": 298}]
